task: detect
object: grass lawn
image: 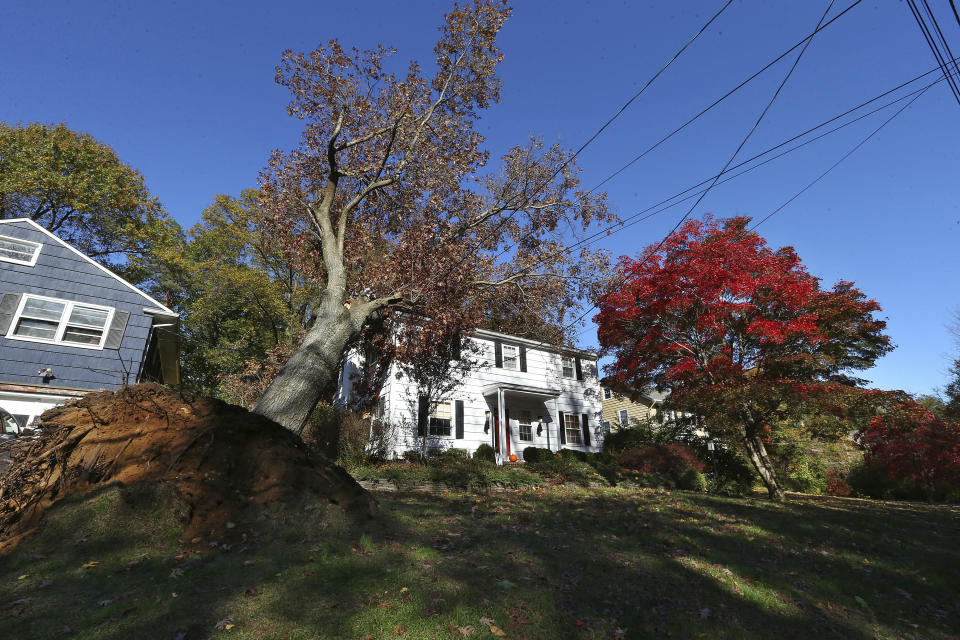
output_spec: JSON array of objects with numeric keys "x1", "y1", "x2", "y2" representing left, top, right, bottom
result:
[{"x1": 1, "y1": 484, "x2": 958, "y2": 639}]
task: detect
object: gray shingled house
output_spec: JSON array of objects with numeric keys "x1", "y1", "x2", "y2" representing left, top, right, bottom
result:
[{"x1": 0, "y1": 218, "x2": 179, "y2": 432}]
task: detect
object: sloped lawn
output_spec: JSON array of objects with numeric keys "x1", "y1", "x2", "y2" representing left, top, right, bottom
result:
[{"x1": 1, "y1": 485, "x2": 958, "y2": 639}]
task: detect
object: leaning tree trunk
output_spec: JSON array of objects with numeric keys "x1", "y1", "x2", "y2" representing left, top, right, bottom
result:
[
  {"x1": 253, "y1": 296, "x2": 371, "y2": 435},
  {"x1": 743, "y1": 430, "x2": 786, "y2": 501}
]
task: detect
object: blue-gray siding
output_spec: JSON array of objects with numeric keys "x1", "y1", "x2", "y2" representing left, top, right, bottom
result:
[{"x1": 0, "y1": 221, "x2": 167, "y2": 391}]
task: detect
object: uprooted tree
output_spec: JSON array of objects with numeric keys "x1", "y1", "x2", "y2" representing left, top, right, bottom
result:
[
  {"x1": 252, "y1": 0, "x2": 614, "y2": 434},
  {"x1": 596, "y1": 215, "x2": 893, "y2": 500}
]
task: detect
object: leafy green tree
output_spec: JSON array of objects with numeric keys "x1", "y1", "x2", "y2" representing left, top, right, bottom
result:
[
  {"x1": 166, "y1": 190, "x2": 321, "y2": 396},
  {"x1": 0, "y1": 122, "x2": 179, "y2": 283}
]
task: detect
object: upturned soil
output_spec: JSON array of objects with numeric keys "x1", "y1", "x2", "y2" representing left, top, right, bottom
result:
[{"x1": 0, "y1": 383, "x2": 374, "y2": 552}]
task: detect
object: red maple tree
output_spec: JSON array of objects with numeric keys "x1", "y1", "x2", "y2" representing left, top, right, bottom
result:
[
  {"x1": 596, "y1": 215, "x2": 893, "y2": 500},
  {"x1": 856, "y1": 400, "x2": 960, "y2": 500}
]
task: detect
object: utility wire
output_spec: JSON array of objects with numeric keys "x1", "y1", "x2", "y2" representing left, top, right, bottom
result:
[
  {"x1": 921, "y1": 0, "x2": 960, "y2": 81},
  {"x1": 905, "y1": 0, "x2": 960, "y2": 105},
  {"x1": 548, "y1": 0, "x2": 835, "y2": 345},
  {"x1": 951, "y1": 0, "x2": 960, "y2": 29},
  {"x1": 559, "y1": 61, "x2": 955, "y2": 256},
  {"x1": 750, "y1": 81, "x2": 934, "y2": 230},
  {"x1": 590, "y1": 0, "x2": 865, "y2": 193}
]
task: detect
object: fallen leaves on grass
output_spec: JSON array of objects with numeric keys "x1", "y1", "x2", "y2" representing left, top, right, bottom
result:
[
  {"x1": 393, "y1": 624, "x2": 408, "y2": 635},
  {"x1": 215, "y1": 617, "x2": 235, "y2": 630},
  {"x1": 81, "y1": 561, "x2": 99, "y2": 569},
  {"x1": 489, "y1": 625, "x2": 506, "y2": 636}
]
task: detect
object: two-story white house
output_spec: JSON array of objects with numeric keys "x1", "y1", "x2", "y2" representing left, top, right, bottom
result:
[{"x1": 339, "y1": 328, "x2": 604, "y2": 463}]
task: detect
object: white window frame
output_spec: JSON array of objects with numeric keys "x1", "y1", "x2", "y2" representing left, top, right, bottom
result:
[
  {"x1": 517, "y1": 410, "x2": 533, "y2": 442},
  {"x1": 564, "y1": 413, "x2": 583, "y2": 445},
  {"x1": 601, "y1": 419, "x2": 612, "y2": 433},
  {"x1": 602, "y1": 387, "x2": 612, "y2": 400},
  {"x1": 429, "y1": 401, "x2": 453, "y2": 437},
  {"x1": 618, "y1": 408, "x2": 629, "y2": 429},
  {"x1": 502, "y1": 344, "x2": 519, "y2": 371},
  {"x1": 6, "y1": 294, "x2": 115, "y2": 351},
  {"x1": 0, "y1": 234, "x2": 42, "y2": 266},
  {"x1": 561, "y1": 356, "x2": 575, "y2": 379}
]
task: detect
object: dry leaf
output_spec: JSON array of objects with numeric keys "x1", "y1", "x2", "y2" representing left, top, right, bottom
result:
[
  {"x1": 82, "y1": 561, "x2": 99, "y2": 569},
  {"x1": 489, "y1": 625, "x2": 506, "y2": 637},
  {"x1": 393, "y1": 624, "x2": 408, "y2": 635},
  {"x1": 479, "y1": 617, "x2": 495, "y2": 626},
  {"x1": 458, "y1": 625, "x2": 475, "y2": 637}
]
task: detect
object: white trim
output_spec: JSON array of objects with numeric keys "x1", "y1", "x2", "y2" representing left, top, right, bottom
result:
[
  {"x1": 0, "y1": 233, "x2": 42, "y2": 266},
  {"x1": 0, "y1": 218, "x2": 177, "y2": 316},
  {"x1": 618, "y1": 408, "x2": 629, "y2": 428},
  {"x1": 561, "y1": 355, "x2": 576, "y2": 379},
  {"x1": 474, "y1": 327, "x2": 597, "y2": 359},
  {"x1": 501, "y1": 343, "x2": 520, "y2": 371},
  {"x1": 5, "y1": 293, "x2": 115, "y2": 351}
]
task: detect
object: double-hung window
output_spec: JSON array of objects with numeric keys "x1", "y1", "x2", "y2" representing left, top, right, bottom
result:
[
  {"x1": 429, "y1": 401, "x2": 452, "y2": 436},
  {"x1": 618, "y1": 408, "x2": 629, "y2": 429},
  {"x1": 561, "y1": 356, "x2": 575, "y2": 379},
  {"x1": 502, "y1": 344, "x2": 519, "y2": 370},
  {"x1": 602, "y1": 387, "x2": 612, "y2": 400},
  {"x1": 517, "y1": 410, "x2": 533, "y2": 442},
  {"x1": 564, "y1": 413, "x2": 582, "y2": 445},
  {"x1": 8, "y1": 295, "x2": 113, "y2": 349},
  {"x1": 0, "y1": 235, "x2": 41, "y2": 266}
]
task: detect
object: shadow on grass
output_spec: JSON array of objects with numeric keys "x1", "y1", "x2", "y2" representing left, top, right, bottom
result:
[{"x1": 1, "y1": 483, "x2": 958, "y2": 639}]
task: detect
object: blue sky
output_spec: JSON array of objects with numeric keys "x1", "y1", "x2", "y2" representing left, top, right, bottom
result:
[{"x1": 2, "y1": 1, "x2": 958, "y2": 396}]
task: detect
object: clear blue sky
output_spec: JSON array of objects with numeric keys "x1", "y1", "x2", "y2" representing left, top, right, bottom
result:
[{"x1": 2, "y1": 1, "x2": 958, "y2": 396}]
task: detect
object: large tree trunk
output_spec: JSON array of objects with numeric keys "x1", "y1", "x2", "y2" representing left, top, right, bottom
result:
[
  {"x1": 743, "y1": 431, "x2": 785, "y2": 501},
  {"x1": 253, "y1": 297, "x2": 369, "y2": 435}
]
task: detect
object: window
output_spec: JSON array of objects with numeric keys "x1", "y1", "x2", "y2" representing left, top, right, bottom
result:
[
  {"x1": 429, "y1": 401, "x2": 452, "y2": 436},
  {"x1": 564, "y1": 413, "x2": 582, "y2": 445},
  {"x1": 502, "y1": 344, "x2": 519, "y2": 370},
  {"x1": 0, "y1": 234, "x2": 41, "y2": 266},
  {"x1": 561, "y1": 356, "x2": 575, "y2": 379},
  {"x1": 602, "y1": 387, "x2": 612, "y2": 400},
  {"x1": 8, "y1": 295, "x2": 113, "y2": 349},
  {"x1": 517, "y1": 410, "x2": 533, "y2": 442},
  {"x1": 618, "y1": 409, "x2": 629, "y2": 429},
  {"x1": 601, "y1": 420, "x2": 612, "y2": 433}
]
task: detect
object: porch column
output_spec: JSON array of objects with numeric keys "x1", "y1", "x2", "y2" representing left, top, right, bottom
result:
[{"x1": 497, "y1": 387, "x2": 506, "y2": 466}]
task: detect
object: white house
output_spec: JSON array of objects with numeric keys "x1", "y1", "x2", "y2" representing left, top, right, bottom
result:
[{"x1": 338, "y1": 328, "x2": 604, "y2": 463}]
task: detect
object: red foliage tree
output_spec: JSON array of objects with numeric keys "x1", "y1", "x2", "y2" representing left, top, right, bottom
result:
[
  {"x1": 252, "y1": 1, "x2": 613, "y2": 434},
  {"x1": 855, "y1": 400, "x2": 960, "y2": 500},
  {"x1": 596, "y1": 216, "x2": 893, "y2": 500}
]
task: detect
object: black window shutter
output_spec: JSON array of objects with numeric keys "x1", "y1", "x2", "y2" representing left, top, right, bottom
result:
[
  {"x1": 0, "y1": 293, "x2": 23, "y2": 335},
  {"x1": 103, "y1": 310, "x2": 130, "y2": 350},
  {"x1": 494, "y1": 340, "x2": 503, "y2": 368},
  {"x1": 451, "y1": 335, "x2": 462, "y2": 361},
  {"x1": 558, "y1": 411, "x2": 566, "y2": 445},
  {"x1": 455, "y1": 400, "x2": 464, "y2": 439},
  {"x1": 581, "y1": 413, "x2": 591, "y2": 447},
  {"x1": 575, "y1": 357, "x2": 583, "y2": 381},
  {"x1": 417, "y1": 395, "x2": 428, "y2": 436},
  {"x1": 519, "y1": 345, "x2": 527, "y2": 372}
]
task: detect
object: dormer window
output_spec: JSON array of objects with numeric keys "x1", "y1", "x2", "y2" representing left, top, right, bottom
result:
[{"x1": 0, "y1": 235, "x2": 41, "y2": 266}]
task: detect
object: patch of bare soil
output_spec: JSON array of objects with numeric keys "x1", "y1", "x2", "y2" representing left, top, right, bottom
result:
[{"x1": 0, "y1": 383, "x2": 374, "y2": 552}]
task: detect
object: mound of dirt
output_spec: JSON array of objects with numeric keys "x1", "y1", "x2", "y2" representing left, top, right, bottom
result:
[{"x1": 0, "y1": 383, "x2": 374, "y2": 551}]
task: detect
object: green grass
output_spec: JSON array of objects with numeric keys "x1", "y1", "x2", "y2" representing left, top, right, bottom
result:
[{"x1": 1, "y1": 483, "x2": 958, "y2": 639}]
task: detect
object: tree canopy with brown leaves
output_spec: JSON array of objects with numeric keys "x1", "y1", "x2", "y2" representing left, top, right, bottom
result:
[{"x1": 253, "y1": 1, "x2": 614, "y2": 433}]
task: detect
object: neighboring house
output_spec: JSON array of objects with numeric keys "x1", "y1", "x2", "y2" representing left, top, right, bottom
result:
[
  {"x1": 600, "y1": 386, "x2": 668, "y2": 431},
  {"x1": 339, "y1": 328, "x2": 603, "y2": 463},
  {"x1": 0, "y1": 218, "x2": 179, "y2": 432}
]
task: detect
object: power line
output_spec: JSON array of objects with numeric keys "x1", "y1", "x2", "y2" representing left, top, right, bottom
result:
[
  {"x1": 559, "y1": 61, "x2": 956, "y2": 256},
  {"x1": 920, "y1": 0, "x2": 960, "y2": 81},
  {"x1": 905, "y1": 0, "x2": 960, "y2": 105},
  {"x1": 590, "y1": 0, "x2": 865, "y2": 193},
  {"x1": 750, "y1": 80, "x2": 934, "y2": 230},
  {"x1": 549, "y1": 0, "x2": 836, "y2": 344}
]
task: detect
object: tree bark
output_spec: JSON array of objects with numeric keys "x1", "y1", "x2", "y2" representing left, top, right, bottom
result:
[
  {"x1": 743, "y1": 431, "x2": 785, "y2": 501},
  {"x1": 253, "y1": 296, "x2": 368, "y2": 434}
]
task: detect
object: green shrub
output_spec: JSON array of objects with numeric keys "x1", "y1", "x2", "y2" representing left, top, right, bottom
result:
[
  {"x1": 557, "y1": 448, "x2": 591, "y2": 462},
  {"x1": 473, "y1": 443, "x2": 496, "y2": 462},
  {"x1": 528, "y1": 457, "x2": 603, "y2": 486},
  {"x1": 786, "y1": 458, "x2": 828, "y2": 494},
  {"x1": 846, "y1": 460, "x2": 918, "y2": 500},
  {"x1": 440, "y1": 448, "x2": 470, "y2": 461},
  {"x1": 678, "y1": 468, "x2": 709, "y2": 492},
  {"x1": 522, "y1": 447, "x2": 554, "y2": 463},
  {"x1": 403, "y1": 450, "x2": 425, "y2": 464},
  {"x1": 602, "y1": 424, "x2": 657, "y2": 456}
]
